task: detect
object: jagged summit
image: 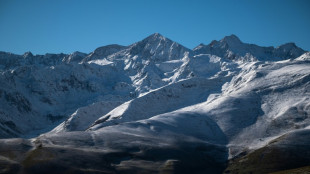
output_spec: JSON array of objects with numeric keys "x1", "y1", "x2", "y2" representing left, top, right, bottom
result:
[
  {"x1": 136, "y1": 32, "x2": 174, "y2": 46},
  {"x1": 1, "y1": 34, "x2": 306, "y2": 63},
  {"x1": 82, "y1": 44, "x2": 126, "y2": 62},
  {"x1": 194, "y1": 34, "x2": 243, "y2": 49},
  {"x1": 63, "y1": 51, "x2": 87, "y2": 63},
  {"x1": 274, "y1": 42, "x2": 305, "y2": 59},
  {"x1": 94, "y1": 44, "x2": 126, "y2": 53},
  {"x1": 0, "y1": 34, "x2": 307, "y2": 72},
  {"x1": 92, "y1": 44, "x2": 126, "y2": 57},
  {"x1": 127, "y1": 33, "x2": 190, "y2": 62},
  {"x1": 221, "y1": 34, "x2": 242, "y2": 45},
  {"x1": 193, "y1": 34, "x2": 306, "y2": 61},
  {"x1": 144, "y1": 32, "x2": 166, "y2": 41},
  {"x1": 276, "y1": 42, "x2": 298, "y2": 50},
  {"x1": 23, "y1": 51, "x2": 33, "y2": 58}
]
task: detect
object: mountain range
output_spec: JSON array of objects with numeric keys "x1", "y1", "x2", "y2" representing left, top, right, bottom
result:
[{"x1": 0, "y1": 33, "x2": 309, "y2": 174}]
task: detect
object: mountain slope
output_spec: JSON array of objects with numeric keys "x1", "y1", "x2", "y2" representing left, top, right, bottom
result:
[
  {"x1": 0, "y1": 33, "x2": 309, "y2": 173},
  {"x1": 1, "y1": 55, "x2": 309, "y2": 173},
  {"x1": 0, "y1": 33, "x2": 307, "y2": 138}
]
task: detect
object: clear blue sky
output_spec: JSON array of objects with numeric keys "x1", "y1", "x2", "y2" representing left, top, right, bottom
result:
[{"x1": 0, "y1": 0, "x2": 309, "y2": 54}]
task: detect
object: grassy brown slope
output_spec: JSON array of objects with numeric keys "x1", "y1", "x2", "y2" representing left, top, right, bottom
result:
[
  {"x1": 270, "y1": 165, "x2": 310, "y2": 174},
  {"x1": 224, "y1": 130, "x2": 310, "y2": 174}
]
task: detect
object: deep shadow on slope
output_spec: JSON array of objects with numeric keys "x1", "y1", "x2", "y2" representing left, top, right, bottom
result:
[
  {"x1": 0, "y1": 139, "x2": 228, "y2": 174},
  {"x1": 0, "y1": 112, "x2": 229, "y2": 174}
]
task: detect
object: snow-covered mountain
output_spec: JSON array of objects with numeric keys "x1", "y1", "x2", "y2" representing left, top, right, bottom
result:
[
  {"x1": 193, "y1": 34, "x2": 305, "y2": 61},
  {"x1": 0, "y1": 33, "x2": 309, "y2": 174}
]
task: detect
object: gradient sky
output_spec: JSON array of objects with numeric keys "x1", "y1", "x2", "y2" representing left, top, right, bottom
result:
[{"x1": 0, "y1": 0, "x2": 309, "y2": 54}]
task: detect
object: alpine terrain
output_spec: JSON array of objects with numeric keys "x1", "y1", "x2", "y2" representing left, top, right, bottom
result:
[{"x1": 0, "y1": 33, "x2": 309, "y2": 174}]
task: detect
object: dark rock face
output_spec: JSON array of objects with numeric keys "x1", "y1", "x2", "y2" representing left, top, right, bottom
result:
[{"x1": 4, "y1": 92, "x2": 32, "y2": 112}]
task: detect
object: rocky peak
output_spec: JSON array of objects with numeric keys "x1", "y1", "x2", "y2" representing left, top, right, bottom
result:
[
  {"x1": 193, "y1": 34, "x2": 306, "y2": 61},
  {"x1": 274, "y1": 42, "x2": 305, "y2": 59},
  {"x1": 128, "y1": 33, "x2": 191, "y2": 62},
  {"x1": 143, "y1": 33, "x2": 166, "y2": 42},
  {"x1": 83, "y1": 44, "x2": 126, "y2": 62},
  {"x1": 23, "y1": 51, "x2": 34, "y2": 58},
  {"x1": 221, "y1": 34, "x2": 242, "y2": 45},
  {"x1": 93, "y1": 44, "x2": 126, "y2": 56}
]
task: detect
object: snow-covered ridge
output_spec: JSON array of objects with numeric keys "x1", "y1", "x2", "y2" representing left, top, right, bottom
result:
[
  {"x1": 193, "y1": 34, "x2": 306, "y2": 61},
  {"x1": 0, "y1": 33, "x2": 308, "y2": 139},
  {"x1": 0, "y1": 34, "x2": 310, "y2": 174}
]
